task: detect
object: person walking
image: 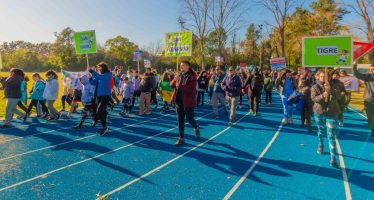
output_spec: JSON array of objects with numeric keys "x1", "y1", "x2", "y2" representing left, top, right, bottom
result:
[
  {"x1": 171, "y1": 61, "x2": 200, "y2": 147},
  {"x1": 138, "y1": 67, "x2": 154, "y2": 115},
  {"x1": 276, "y1": 70, "x2": 297, "y2": 124},
  {"x1": 211, "y1": 66, "x2": 227, "y2": 119},
  {"x1": 24, "y1": 73, "x2": 49, "y2": 121},
  {"x1": 221, "y1": 67, "x2": 242, "y2": 126},
  {"x1": 43, "y1": 70, "x2": 60, "y2": 121}
]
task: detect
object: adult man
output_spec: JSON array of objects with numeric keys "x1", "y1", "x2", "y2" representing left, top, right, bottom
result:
[
  {"x1": 221, "y1": 67, "x2": 242, "y2": 126},
  {"x1": 353, "y1": 64, "x2": 374, "y2": 139},
  {"x1": 211, "y1": 66, "x2": 227, "y2": 119},
  {"x1": 171, "y1": 61, "x2": 200, "y2": 146}
]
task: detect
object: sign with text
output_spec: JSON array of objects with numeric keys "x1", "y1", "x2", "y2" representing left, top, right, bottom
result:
[
  {"x1": 303, "y1": 36, "x2": 353, "y2": 67},
  {"x1": 165, "y1": 31, "x2": 192, "y2": 57},
  {"x1": 270, "y1": 57, "x2": 286, "y2": 70},
  {"x1": 74, "y1": 30, "x2": 97, "y2": 54}
]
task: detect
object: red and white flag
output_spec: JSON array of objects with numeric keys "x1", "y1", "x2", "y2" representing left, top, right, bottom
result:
[{"x1": 353, "y1": 41, "x2": 374, "y2": 61}]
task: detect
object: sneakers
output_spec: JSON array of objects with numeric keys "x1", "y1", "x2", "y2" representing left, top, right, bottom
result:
[
  {"x1": 23, "y1": 113, "x2": 30, "y2": 122},
  {"x1": 46, "y1": 117, "x2": 56, "y2": 121},
  {"x1": 317, "y1": 145, "x2": 324, "y2": 155},
  {"x1": 195, "y1": 126, "x2": 200, "y2": 138},
  {"x1": 145, "y1": 112, "x2": 152, "y2": 115},
  {"x1": 249, "y1": 109, "x2": 254, "y2": 115},
  {"x1": 282, "y1": 118, "x2": 288, "y2": 124},
  {"x1": 174, "y1": 138, "x2": 185, "y2": 147},
  {"x1": 97, "y1": 127, "x2": 109, "y2": 136},
  {"x1": 228, "y1": 122, "x2": 233, "y2": 126},
  {"x1": 239, "y1": 105, "x2": 243, "y2": 109},
  {"x1": 338, "y1": 121, "x2": 344, "y2": 127},
  {"x1": 56, "y1": 112, "x2": 62, "y2": 120},
  {"x1": 91, "y1": 120, "x2": 98, "y2": 127},
  {"x1": 330, "y1": 156, "x2": 338, "y2": 167},
  {"x1": 73, "y1": 125, "x2": 81, "y2": 130}
]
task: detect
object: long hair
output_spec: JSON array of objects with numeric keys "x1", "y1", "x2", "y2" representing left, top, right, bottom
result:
[
  {"x1": 161, "y1": 71, "x2": 170, "y2": 82},
  {"x1": 46, "y1": 70, "x2": 58, "y2": 79},
  {"x1": 32, "y1": 73, "x2": 44, "y2": 81},
  {"x1": 97, "y1": 62, "x2": 110, "y2": 74}
]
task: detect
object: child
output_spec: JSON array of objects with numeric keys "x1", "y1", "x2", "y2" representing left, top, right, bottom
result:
[
  {"x1": 159, "y1": 71, "x2": 173, "y2": 113},
  {"x1": 299, "y1": 76, "x2": 313, "y2": 132},
  {"x1": 73, "y1": 73, "x2": 95, "y2": 130},
  {"x1": 43, "y1": 70, "x2": 60, "y2": 121},
  {"x1": 120, "y1": 77, "x2": 134, "y2": 115},
  {"x1": 66, "y1": 83, "x2": 83, "y2": 119},
  {"x1": 24, "y1": 73, "x2": 49, "y2": 121}
]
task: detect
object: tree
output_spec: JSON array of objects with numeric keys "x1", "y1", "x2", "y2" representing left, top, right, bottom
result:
[
  {"x1": 344, "y1": 0, "x2": 374, "y2": 62},
  {"x1": 184, "y1": 0, "x2": 212, "y2": 70},
  {"x1": 209, "y1": 0, "x2": 247, "y2": 56},
  {"x1": 259, "y1": 0, "x2": 297, "y2": 58},
  {"x1": 240, "y1": 23, "x2": 261, "y2": 65},
  {"x1": 105, "y1": 36, "x2": 138, "y2": 67},
  {"x1": 49, "y1": 27, "x2": 77, "y2": 70}
]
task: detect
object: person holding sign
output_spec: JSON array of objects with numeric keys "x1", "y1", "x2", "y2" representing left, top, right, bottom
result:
[
  {"x1": 87, "y1": 62, "x2": 111, "y2": 136},
  {"x1": 311, "y1": 70, "x2": 345, "y2": 167},
  {"x1": 353, "y1": 64, "x2": 374, "y2": 139},
  {"x1": 171, "y1": 61, "x2": 200, "y2": 147}
]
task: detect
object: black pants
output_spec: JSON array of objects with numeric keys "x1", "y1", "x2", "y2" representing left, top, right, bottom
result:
[
  {"x1": 176, "y1": 105, "x2": 198, "y2": 138},
  {"x1": 265, "y1": 90, "x2": 272, "y2": 104},
  {"x1": 250, "y1": 91, "x2": 261, "y2": 113},
  {"x1": 77, "y1": 104, "x2": 94, "y2": 128},
  {"x1": 365, "y1": 101, "x2": 374, "y2": 135},
  {"x1": 301, "y1": 104, "x2": 313, "y2": 128},
  {"x1": 96, "y1": 96, "x2": 111, "y2": 128},
  {"x1": 18, "y1": 101, "x2": 28, "y2": 113},
  {"x1": 26, "y1": 100, "x2": 49, "y2": 115},
  {"x1": 151, "y1": 90, "x2": 158, "y2": 105},
  {"x1": 197, "y1": 91, "x2": 205, "y2": 105}
]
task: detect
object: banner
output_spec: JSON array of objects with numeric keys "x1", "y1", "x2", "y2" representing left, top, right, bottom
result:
[
  {"x1": 353, "y1": 41, "x2": 374, "y2": 61},
  {"x1": 74, "y1": 30, "x2": 97, "y2": 54},
  {"x1": 303, "y1": 36, "x2": 353, "y2": 67},
  {"x1": 339, "y1": 76, "x2": 360, "y2": 92},
  {"x1": 270, "y1": 57, "x2": 286, "y2": 70},
  {"x1": 160, "y1": 81, "x2": 173, "y2": 102},
  {"x1": 165, "y1": 31, "x2": 192, "y2": 57},
  {"x1": 144, "y1": 58, "x2": 151, "y2": 67},
  {"x1": 61, "y1": 70, "x2": 85, "y2": 90},
  {"x1": 133, "y1": 50, "x2": 143, "y2": 62}
]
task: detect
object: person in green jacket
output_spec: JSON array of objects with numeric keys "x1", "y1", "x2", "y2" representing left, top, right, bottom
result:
[{"x1": 159, "y1": 71, "x2": 173, "y2": 113}]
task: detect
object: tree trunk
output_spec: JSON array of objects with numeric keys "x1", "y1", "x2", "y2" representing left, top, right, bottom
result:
[{"x1": 280, "y1": 27, "x2": 286, "y2": 58}]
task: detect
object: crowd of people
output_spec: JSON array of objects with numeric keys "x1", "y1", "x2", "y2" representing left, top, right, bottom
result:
[{"x1": 0, "y1": 61, "x2": 373, "y2": 167}]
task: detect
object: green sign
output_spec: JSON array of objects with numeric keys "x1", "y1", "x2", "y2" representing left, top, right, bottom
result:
[
  {"x1": 165, "y1": 31, "x2": 192, "y2": 57},
  {"x1": 74, "y1": 30, "x2": 97, "y2": 54},
  {"x1": 302, "y1": 36, "x2": 353, "y2": 67}
]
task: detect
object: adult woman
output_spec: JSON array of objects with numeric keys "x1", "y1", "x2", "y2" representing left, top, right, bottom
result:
[
  {"x1": 88, "y1": 62, "x2": 112, "y2": 135},
  {"x1": 311, "y1": 70, "x2": 345, "y2": 167}
]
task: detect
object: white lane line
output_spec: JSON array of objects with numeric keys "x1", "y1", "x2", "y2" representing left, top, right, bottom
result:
[
  {"x1": 0, "y1": 112, "x2": 213, "y2": 192},
  {"x1": 223, "y1": 122, "x2": 283, "y2": 200},
  {"x1": 97, "y1": 112, "x2": 250, "y2": 200},
  {"x1": 336, "y1": 139, "x2": 352, "y2": 200},
  {"x1": 0, "y1": 113, "x2": 173, "y2": 162},
  {"x1": 0, "y1": 112, "x2": 174, "y2": 144},
  {"x1": 348, "y1": 106, "x2": 367, "y2": 119}
]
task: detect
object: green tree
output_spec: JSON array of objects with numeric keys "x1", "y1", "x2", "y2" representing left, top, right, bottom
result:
[
  {"x1": 48, "y1": 27, "x2": 77, "y2": 70},
  {"x1": 105, "y1": 36, "x2": 138, "y2": 67}
]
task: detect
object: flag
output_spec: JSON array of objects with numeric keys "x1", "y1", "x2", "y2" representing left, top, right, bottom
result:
[
  {"x1": 353, "y1": 42, "x2": 374, "y2": 61},
  {"x1": 61, "y1": 70, "x2": 85, "y2": 90}
]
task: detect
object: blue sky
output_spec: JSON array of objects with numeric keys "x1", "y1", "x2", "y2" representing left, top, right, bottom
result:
[{"x1": 0, "y1": 0, "x2": 364, "y2": 47}]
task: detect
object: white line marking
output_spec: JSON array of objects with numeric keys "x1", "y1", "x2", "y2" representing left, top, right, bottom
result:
[
  {"x1": 97, "y1": 112, "x2": 250, "y2": 200},
  {"x1": 223, "y1": 122, "x2": 283, "y2": 200},
  {"x1": 336, "y1": 139, "x2": 352, "y2": 200},
  {"x1": 0, "y1": 113, "x2": 173, "y2": 162},
  {"x1": 0, "y1": 112, "x2": 213, "y2": 192}
]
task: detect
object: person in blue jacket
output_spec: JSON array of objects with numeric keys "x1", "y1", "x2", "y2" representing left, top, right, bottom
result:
[
  {"x1": 24, "y1": 73, "x2": 49, "y2": 121},
  {"x1": 88, "y1": 62, "x2": 112, "y2": 135}
]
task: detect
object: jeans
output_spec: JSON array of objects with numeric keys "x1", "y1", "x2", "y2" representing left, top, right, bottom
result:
[
  {"x1": 281, "y1": 95, "x2": 293, "y2": 119},
  {"x1": 315, "y1": 114, "x2": 339, "y2": 157},
  {"x1": 5, "y1": 98, "x2": 24, "y2": 125},
  {"x1": 212, "y1": 92, "x2": 227, "y2": 116},
  {"x1": 176, "y1": 105, "x2": 198, "y2": 138},
  {"x1": 139, "y1": 92, "x2": 151, "y2": 114},
  {"x1": 227, "y1": 96, "x2": 239, "y2": 122}
]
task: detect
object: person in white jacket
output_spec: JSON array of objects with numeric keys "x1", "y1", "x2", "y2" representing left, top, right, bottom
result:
[{"x1": 43, "y1": 70, "x2": 60, "y2": 121}]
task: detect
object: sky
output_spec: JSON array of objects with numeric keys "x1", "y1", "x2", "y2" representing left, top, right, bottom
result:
[{"x1": 0, "y1": 0, "x2": 364, "y2": 48}]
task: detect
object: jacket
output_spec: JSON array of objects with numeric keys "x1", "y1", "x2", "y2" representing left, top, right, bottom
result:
[
  {"x1": 30, "y1": 80, "x2": 46, "y2": 100},
  {"x1": 0, "y1": 75, "x2": 23, "y2": 99},
  {"x1": 81, "y1": 75, "x2": 95, "y2": 105},
  {"x1": 221, "y1": 74, "x2": 242, "y2": 97},
  {"x1": 171, "y1": 70, "x2": 197, "y2": 109},
  {"x1": 311, "y1": 81, "x2": 345, "y2": 116},
  {"x1": 139, "y1": 73, "x2": 154, "y2": 93},
  {"x1": 121, "y1": 82, "x2": 135, "y2": 99},
  {"x1": 212, "y1": 73, "x2": 225, "y2": 93},
  {"x1": 354, "y1": 65, "x2": 374, "y2": 102},
  {"x1": 89, "y1": 70, "x2": 111, "y2": 97},
  {"x1": 43, "y1": 78, "x2": 59, "y2": 101}
]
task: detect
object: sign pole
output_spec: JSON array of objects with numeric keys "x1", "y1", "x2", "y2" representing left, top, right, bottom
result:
[
  {"x1": 86, "y1": 53, "x2": 90, "y2": 67},
  {"x1": 176, "y1": 56, "x2": 179, "y2": 72},
  {"x1": 137, "y1": 60, "x2": 140, "y2": 74}
]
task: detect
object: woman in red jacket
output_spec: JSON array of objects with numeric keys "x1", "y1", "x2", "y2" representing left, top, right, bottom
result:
[{"x1": 171, "y1": 61, "x2": 200, "y2": 146}]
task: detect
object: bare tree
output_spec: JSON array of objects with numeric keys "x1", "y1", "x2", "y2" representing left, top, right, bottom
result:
[
  {"x1": 344, "y1": 0, "x2": 374, "y2": 61},
  {"x1": 210, "y1": 0, "x2": 247, "y2": 57},
  {"x1": 258, "y1": 0, "x2": 297, "y2": 58},
  {"x1": 183, "y1": 0, "x2": 212, "y2": 70}
]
